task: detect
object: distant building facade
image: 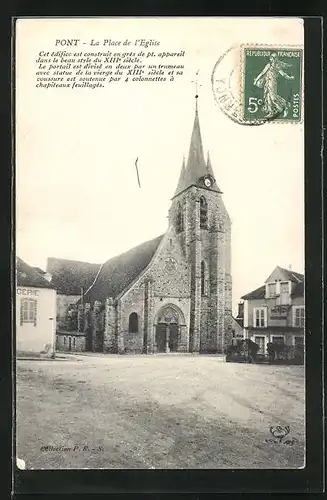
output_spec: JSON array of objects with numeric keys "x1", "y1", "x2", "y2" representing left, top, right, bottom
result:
[
  {"x1": 72, "y1": 101, "x2": 232, "y2": 354},
  {"x1": 16, "y1": 257, "x2": 56, "y2": 358},
  {"x1": 232, "y1": 302, "x2": 244, "y2": 340},
  {"x1": 46, "y1": 257, "x2": 101, "y2": 330},
  {"x1": 241, "y1": 266, "x2": 304, "y2": 355}
]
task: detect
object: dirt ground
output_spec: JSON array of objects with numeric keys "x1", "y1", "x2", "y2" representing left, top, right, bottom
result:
[{"x1": 16, "y1": 353, "x2": 305, "y2": 469}]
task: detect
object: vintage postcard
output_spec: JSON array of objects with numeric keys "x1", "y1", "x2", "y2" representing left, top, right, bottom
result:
[{"x1": 15, "y1": 17, "x2": 305, "y2": 471}]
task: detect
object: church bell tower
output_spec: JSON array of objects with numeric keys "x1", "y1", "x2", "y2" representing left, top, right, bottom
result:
[{"x1": 168, "y1": 96, "x2": 232, "y2": 353}]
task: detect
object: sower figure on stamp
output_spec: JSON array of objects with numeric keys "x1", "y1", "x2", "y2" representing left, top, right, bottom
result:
[{"x1": 253, "y1": 53, "x2": 294, "y2": 118}]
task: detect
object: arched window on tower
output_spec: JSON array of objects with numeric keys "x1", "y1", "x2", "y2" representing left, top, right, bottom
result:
[
  {"x1": 201, "y1": 260, "x2": 209, "y2": 296},
  {"x1": 200, "y1": 196, "x2": 208, "y2": 229},
  {"x1": 176, "y1": 203, "x2": 184, "y2": 233},
  {"x1": 129, "y1": 312, "x2": 139, "y2": 333}
]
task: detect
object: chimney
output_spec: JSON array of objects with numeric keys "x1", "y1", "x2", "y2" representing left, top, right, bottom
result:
[
  {"x1": 237, "y1": 301, "x2": 244, "y2": 318},
  {"x1": 289, "y1": 264, "x2": 292, "y2": 271}
]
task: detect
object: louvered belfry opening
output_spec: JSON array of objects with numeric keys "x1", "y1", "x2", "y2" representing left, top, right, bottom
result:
[
  {"x1": 176, "y1": 203, "x2": 184, "y2": 233},
  {"x1": 200, "y1": 196, "x2": 208, "y2": 229}
]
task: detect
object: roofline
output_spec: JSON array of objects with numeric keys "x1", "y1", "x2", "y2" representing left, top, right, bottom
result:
[
  {"x1": 275, "y1": 265, "x2": 304, "y2": 282},
  {"x1": 47, "y1": 256, "x2": 101, "y2": 267},
  {"x1": 116, "y1": 232, "x2": 168, "y2": 301},
  {"x1": 84, "y1": 262, "x2": 104, "y2": 296},
  {"x1": 240, "y1": 285, "x2": 265, "y2": 300},
  {"x1": 16, "y1": 257, "x2": 57, "y2": 289},
  {"x1": 82, "y1": 234, "x2": 164, "y2": 303},
  {"x1": 172, "y1": 183, "x2": 222, "y2": 200},
  {"x1": 16, "y1": 282, "x2": 56, "y2": 290},
  {"x1": 243, "y1": 267, "x2": 304, "y2": 300}
]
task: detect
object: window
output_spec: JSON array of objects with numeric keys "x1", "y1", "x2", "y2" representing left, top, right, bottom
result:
[
  {"x1": 253, "y1": 308, "x2": 266, "y2": 327},
  {"x1": 293, "y1": 306, "x2": 305, "y2": 327},
  {"x1": 271, "y1": 335, "x2": 285, "y2": 344},
  {"x1": 200, "y1": 196, "x2": 208, "y2": 229},
  {"x1": 73, "y1": 337, "x2": 76, "y2": 348},
  {"x1": 129, "y1": 312, "x2": 139, "y2": 333},
  {"x1": 201, "y1": 260, "x2": 208, "y2": 295},
  {"x1": 176, "y1": 203, "x2": 184, "y2": 233},
  {"x1": 279, "y1": 281, "x2": 291, "y2": 305},
  {"x1": 280, "y1": 282, "x2": 290, "y2": 293},
  {"x1": 20, "y1": 298, "x2": 37, "y2": 326},
  {"x1": 267, "y1": 283, "x2": 277, "y2": 297}
]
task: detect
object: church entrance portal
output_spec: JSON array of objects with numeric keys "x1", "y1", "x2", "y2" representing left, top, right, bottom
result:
[
  {"x1": 155, "y1": 305, "x2": 184, "y2": 353},
  {"x1": 156, "y1": 323, "x2": 179, "y2": 353}
]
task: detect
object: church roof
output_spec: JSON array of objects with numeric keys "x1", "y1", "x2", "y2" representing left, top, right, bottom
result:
[
  {"x1": 173, "y1": 101, "x2": 221, "y2": 197},
  {"x1": 46, "y1": 257, "x2": 101, "y2": 295},
  {"x1": 83, "y1": 234, "x2": 164, "y2": 303},
  {"x1": 16, "y1": 257, "x2": 55, "y2": 289}
]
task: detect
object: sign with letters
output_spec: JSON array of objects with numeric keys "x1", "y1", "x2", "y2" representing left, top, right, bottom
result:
[{"x1": 16, "y1": 287, "x2": 39, "y2": 296}]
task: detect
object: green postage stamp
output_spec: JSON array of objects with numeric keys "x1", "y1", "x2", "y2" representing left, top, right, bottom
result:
[{"x1": 242, "y1": 46, "x2": 303, "y2": 123}]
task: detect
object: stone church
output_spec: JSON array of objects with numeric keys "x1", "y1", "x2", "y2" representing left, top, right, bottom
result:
[{"x1": 76, "y1": 99, "x2": 232, "y2": 354}]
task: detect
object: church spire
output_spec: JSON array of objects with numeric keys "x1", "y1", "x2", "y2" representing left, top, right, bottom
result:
[
  {"x1": 174, "y1": 156, "x2": 186, "y2": 195},
  {"x1": 206, "y1": 151, "x2": 214, "y2": 177},
  {"x1": 173, "y1": 96, "x2": 209, "y2": 197},
  {"x1": 207, "y1": 151, "x2": 221, "y2": 193}
]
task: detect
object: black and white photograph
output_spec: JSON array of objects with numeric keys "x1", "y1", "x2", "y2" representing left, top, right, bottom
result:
[{"x1": 15, "y1": 17, "x2": 306, "y2": 471}]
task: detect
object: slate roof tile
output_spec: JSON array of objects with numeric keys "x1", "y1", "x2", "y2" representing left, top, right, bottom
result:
[
  {"x1": 46, "y1": 257, "x2": 101, "y2": 295},
  {"x1": 84, "y1": 234, "x2": 163, "y2": 303},
  {"x1": 16, "y1": 257, "x2": 55, "y2": 289}
]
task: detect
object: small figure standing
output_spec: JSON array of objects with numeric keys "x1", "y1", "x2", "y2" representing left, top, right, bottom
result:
[{"x1": 253, "y1": 53, "x2": 294, "y2": 118}]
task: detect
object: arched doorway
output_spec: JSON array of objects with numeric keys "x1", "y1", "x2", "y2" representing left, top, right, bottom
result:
[{"x1": 155, "y1": 305, "x2": 185, "y2": 353}]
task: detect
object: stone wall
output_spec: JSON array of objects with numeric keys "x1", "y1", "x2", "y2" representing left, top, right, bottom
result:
[
  {"x1": 56, "y1": 333, "x2": 86, "y2": 352},
  {"x1": 104, "y1": 297, "x2": 116, "y2": 352},
  {"x1": 56, "y1": 294, "x2": 80, "y2": 329},
  {"x1": 118, "y1": 282, "x2": 145, "y2": 353},
  {"x1": 117, "y1": 228, "x2": 191, "y2": 354}
]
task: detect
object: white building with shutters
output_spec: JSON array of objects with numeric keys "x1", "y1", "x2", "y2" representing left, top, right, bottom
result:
[
  {"x1": 239, "y1": 266, "x2": 304, "y2": 356},
  {"x1": 16, "y1": 257, "x2": 57, "y2": 358}
]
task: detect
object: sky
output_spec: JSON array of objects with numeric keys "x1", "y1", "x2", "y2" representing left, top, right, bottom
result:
[{"x1": 15, "y1": 17, "x2": 304, "y2": 314}]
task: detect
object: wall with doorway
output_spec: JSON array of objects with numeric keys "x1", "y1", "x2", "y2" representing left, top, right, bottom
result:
[{"x1": 56, "y1": 333, "x2": 86, "y2": 352}]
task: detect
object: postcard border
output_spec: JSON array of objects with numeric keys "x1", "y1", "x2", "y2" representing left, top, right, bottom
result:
[{"x1": 10, "y1": 14, "x2": 324, "y2": 497}]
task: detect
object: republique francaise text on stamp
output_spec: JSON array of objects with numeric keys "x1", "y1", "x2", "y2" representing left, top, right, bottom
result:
[{"x1": 241, "y1": 46, "x2": 303, "y2": 123}]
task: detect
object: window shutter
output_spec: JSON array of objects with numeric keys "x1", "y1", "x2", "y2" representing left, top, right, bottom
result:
[
  {"x1": 297, "y1": 308, "x2": 301, "y2": 327},
  {"x1": 253, "y1": 308, "x2": 257, "y2": 327},
  {"x1": 20, "y1": 300, "x2": 23, "y2": 326},
  {"x1": 32, "y1": 300, "x2": 37, "y2": 326},
  {"x1": 264, "y1": 307, "x2": 268, "y2": 327}
]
